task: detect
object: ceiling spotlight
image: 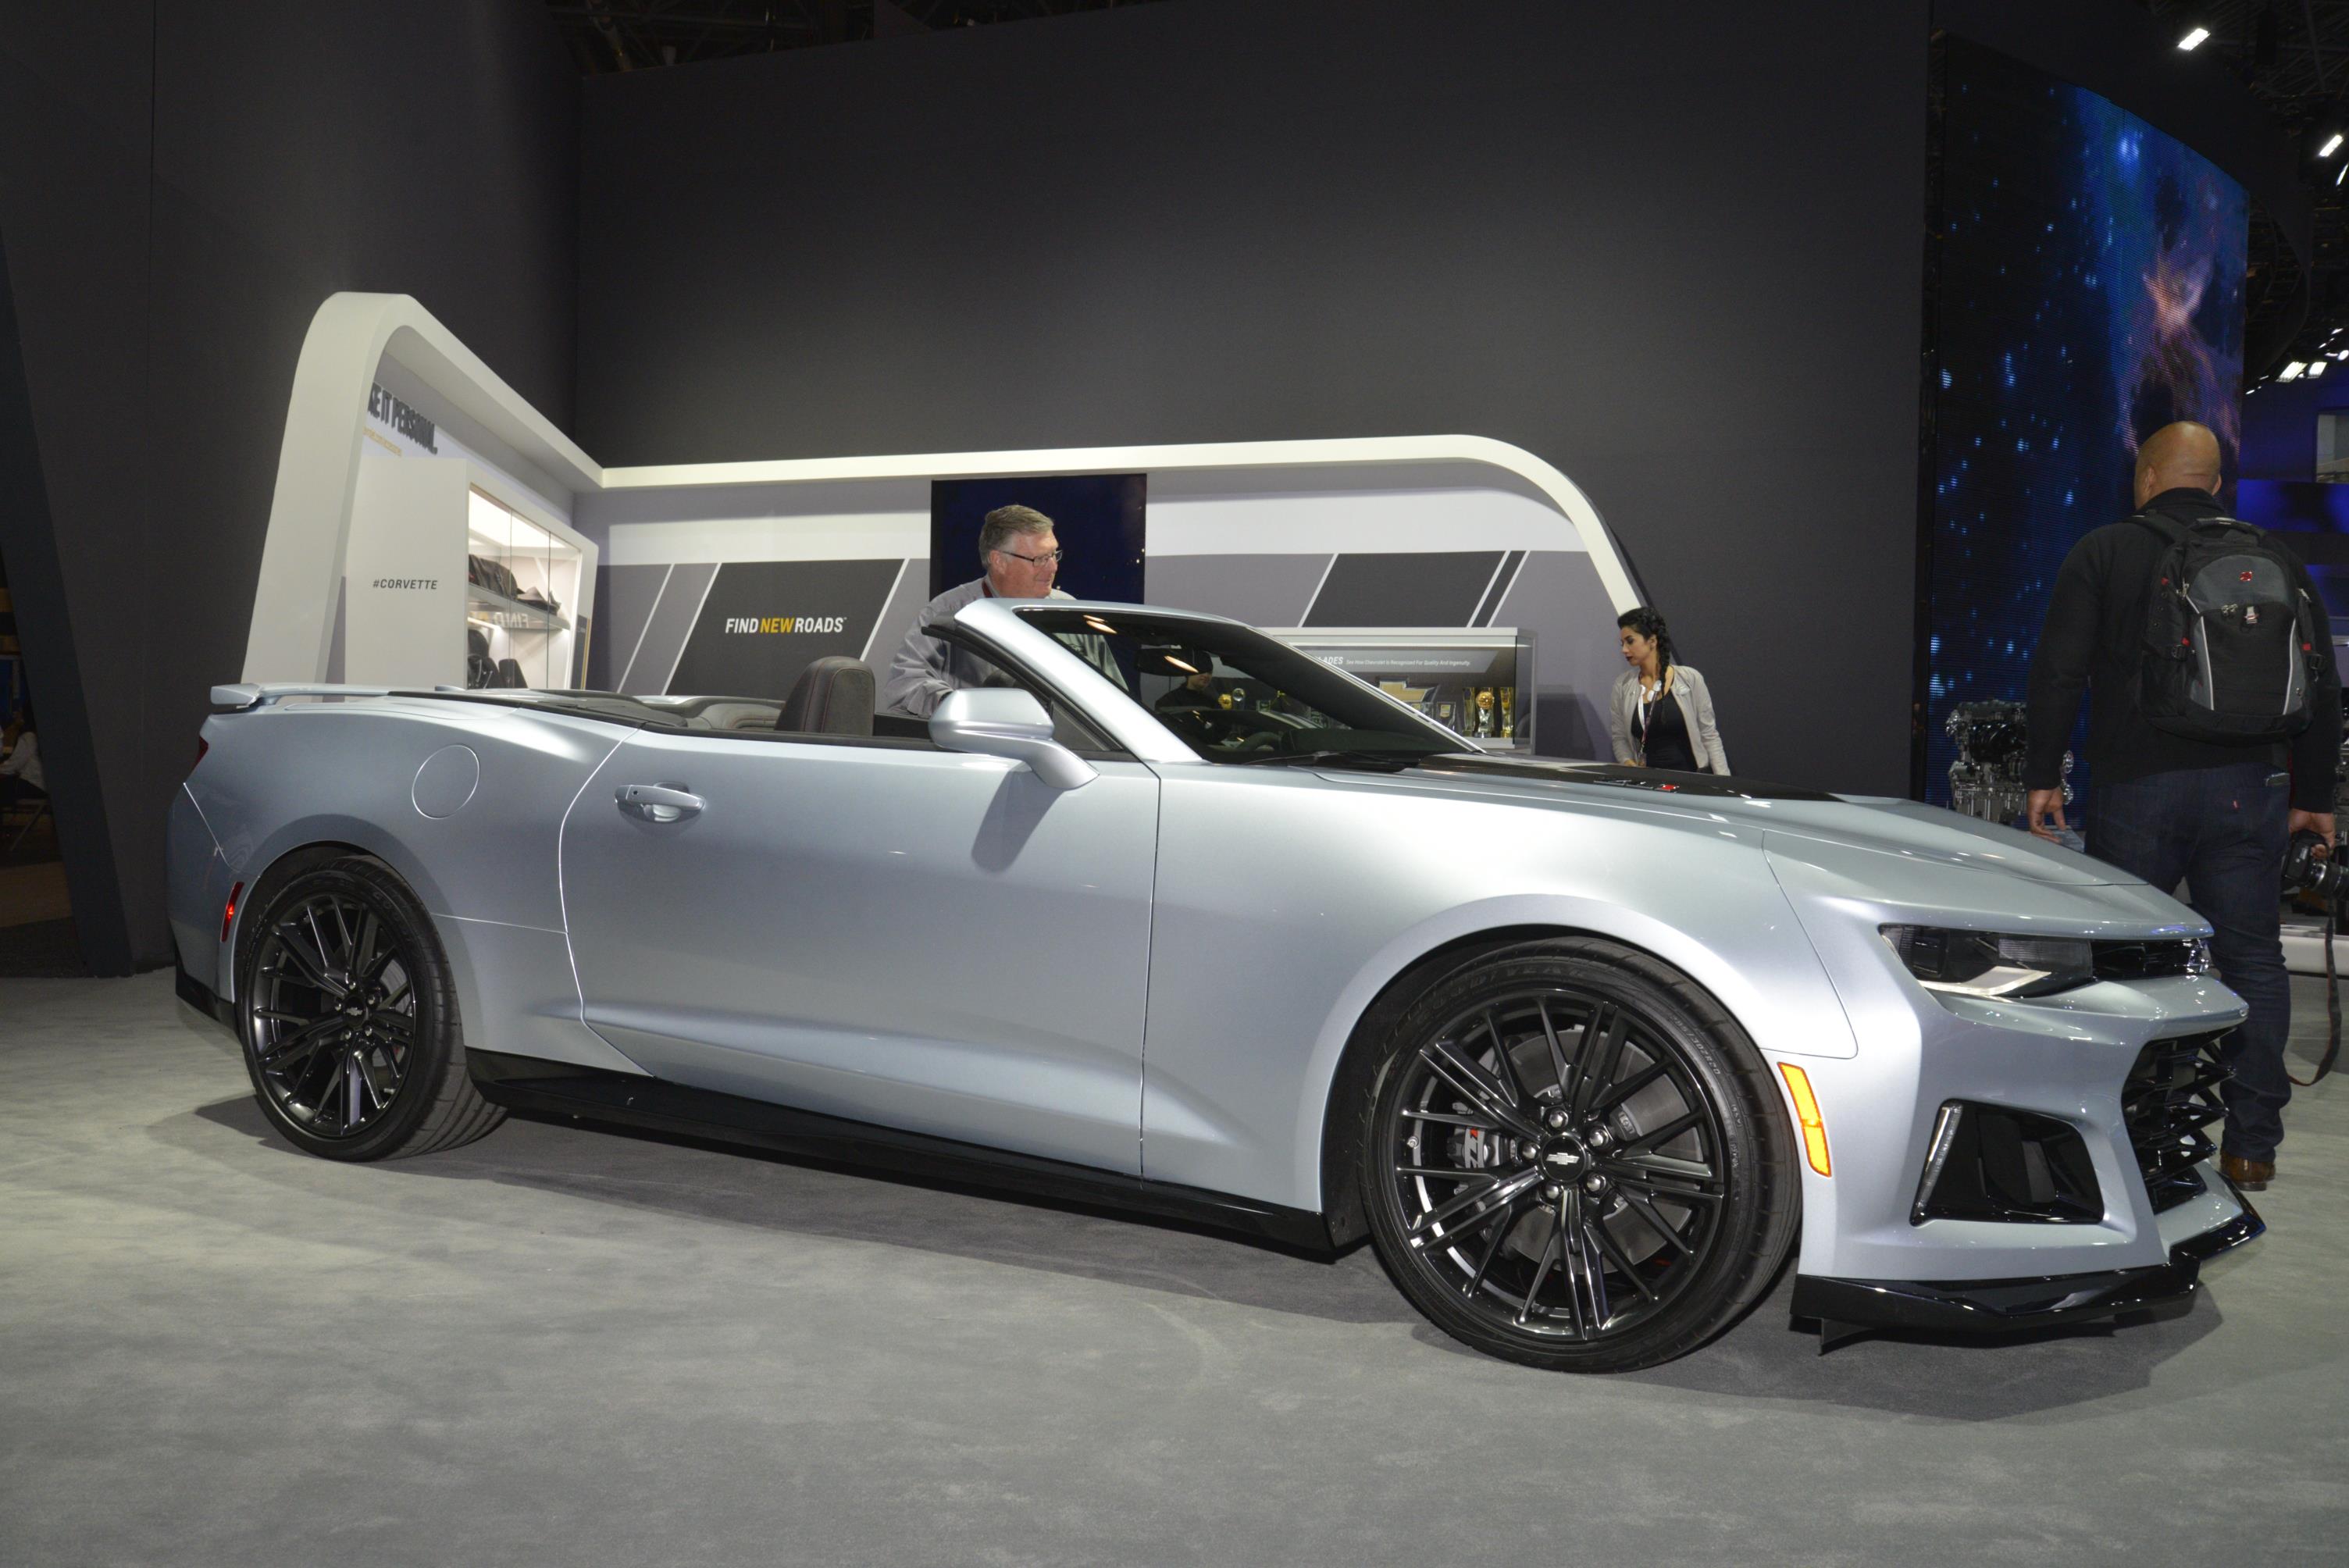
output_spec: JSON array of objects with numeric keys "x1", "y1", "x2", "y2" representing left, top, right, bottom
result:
[
  {"x1": 2323, "y1": 133, "x2": 2344, "y2": 159},
  {"x1": 2310, "y1": 360, "x2": 2329, "y2": 379},
  {"x1": 2280, "y1": 362, "x2": 2307, "y2": 380},
  {"x1": 2178, "y1": 26, "x2": 2211, "y2": 51}
]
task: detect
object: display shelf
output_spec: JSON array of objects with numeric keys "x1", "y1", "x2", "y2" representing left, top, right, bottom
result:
[
  {"x1": 465, "y1": 585, "x2": 570, "y2": 633},
  {"x1": 1264, "y1": 626, "x2": 1536, "y2": 752},
  {"x1": 464, "y1": 485, "x2": 586, "y2": 687}
]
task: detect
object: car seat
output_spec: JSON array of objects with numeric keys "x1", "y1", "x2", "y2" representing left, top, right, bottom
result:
[
  {"x1": 775, "y1": 657, "x2": 875, "y2": 737},
  {"x1": 465, "y1": 627, "x2": 497, "y2": 690}
]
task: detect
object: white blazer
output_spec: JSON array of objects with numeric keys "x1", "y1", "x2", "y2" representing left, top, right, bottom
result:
[{"x1": 1609, "y1": 665, "x2": 1730, "y2": 774}]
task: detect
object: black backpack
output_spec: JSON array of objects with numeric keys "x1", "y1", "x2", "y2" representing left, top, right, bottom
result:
[{"x1": 2136, "y1": 511, "x2": 2328, "y2": 743}]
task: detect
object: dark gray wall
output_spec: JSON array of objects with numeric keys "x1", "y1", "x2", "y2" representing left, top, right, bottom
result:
[
  {"x1": 577, "y1": 0, "x2": 1934, "y2": 796},
  {"x1": 0, "y1": 2, "x2": 576, "y2": 971}
]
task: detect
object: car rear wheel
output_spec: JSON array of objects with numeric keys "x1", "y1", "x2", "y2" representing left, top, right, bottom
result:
[
  {"x1": 1358, "y1": 938, "x2": 1798, "y2": 1371},
  {"x1": 236, "y1": 856, "x2": 503, "y2": 1161}
]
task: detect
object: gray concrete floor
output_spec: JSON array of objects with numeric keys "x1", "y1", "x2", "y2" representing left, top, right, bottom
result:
[{"x1": 2, "y1": 973, "x2": 2344, "y2": 1567}]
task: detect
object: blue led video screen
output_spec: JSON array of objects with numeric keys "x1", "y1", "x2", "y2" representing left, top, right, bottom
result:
[{"x1": 1920, "y1": 39, "x2": 2247, "y2": 805}]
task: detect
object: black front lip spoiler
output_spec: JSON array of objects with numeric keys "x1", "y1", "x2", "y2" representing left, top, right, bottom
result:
[{"x1": 1793, "y1": 1198, "x2": 2265, "y2": 1335}]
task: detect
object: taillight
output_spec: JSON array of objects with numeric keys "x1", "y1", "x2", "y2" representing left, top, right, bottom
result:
[
  {"x1": 220, "y1": 881, "x2": 243, "y2": 944},
  {"x1": 194, "y1": 737, "x2": 209, "y2": 770}
]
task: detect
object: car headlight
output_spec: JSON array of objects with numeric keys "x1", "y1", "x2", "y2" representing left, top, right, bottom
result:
[{"x1": 1880, "y1": 925, "x2": 2096, "y2": 1000}]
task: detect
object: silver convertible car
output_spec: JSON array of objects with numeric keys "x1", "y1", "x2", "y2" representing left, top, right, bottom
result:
[{"x1": 169, "y1": 598, "x2": 2261, "y2": 1371}]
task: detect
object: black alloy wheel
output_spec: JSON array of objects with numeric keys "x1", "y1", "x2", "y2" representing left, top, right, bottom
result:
[
  {"x1": 1360, "y1": 938, "x2": 1797, "y2": 1371},
  {"x1": 237, "y1": 856, "x2": 503, "y2": 1161}
]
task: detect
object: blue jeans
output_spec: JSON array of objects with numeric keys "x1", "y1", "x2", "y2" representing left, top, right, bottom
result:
[{"x1": 2086, "y1": 762, "x2": 2291, "y2": 1160}]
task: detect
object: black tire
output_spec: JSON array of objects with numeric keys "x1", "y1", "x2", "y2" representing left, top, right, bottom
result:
[
  {"x1": 235, "y1": 856, "x2": 504, "y2": 1161},
  {"x1": 1356, "y1": 937, "x2": 1798, "y2": 1372}
]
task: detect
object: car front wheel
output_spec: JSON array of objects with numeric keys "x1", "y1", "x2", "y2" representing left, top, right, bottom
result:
[{"x1": 1358, "y1": 938, "x2": 1798, "y2": 1371}]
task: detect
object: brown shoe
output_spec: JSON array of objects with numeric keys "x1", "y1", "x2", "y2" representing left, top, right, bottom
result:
[{"x1": 2220, "y1": 1152, "x2": 2274, "y2": 1191}]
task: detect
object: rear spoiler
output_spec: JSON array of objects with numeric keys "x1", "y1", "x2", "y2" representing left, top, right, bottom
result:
[{"x1": 209, "y1": 683, "x2": 395, "y2": 711}]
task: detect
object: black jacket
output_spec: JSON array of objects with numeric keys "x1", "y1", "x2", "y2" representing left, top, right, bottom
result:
[{"x1": 2023, "y1": 486, "x2": 2343, "y2": 811}]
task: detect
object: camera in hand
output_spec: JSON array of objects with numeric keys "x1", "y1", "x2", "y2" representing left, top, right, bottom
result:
[{"x1": 2283, "y1": 829, "x2": 2346, "y2": 904}]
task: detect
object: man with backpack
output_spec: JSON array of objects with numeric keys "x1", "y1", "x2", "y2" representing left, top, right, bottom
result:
[{"x1": 2024, "y1": 420, "x2": 2340, "y2": 1192}]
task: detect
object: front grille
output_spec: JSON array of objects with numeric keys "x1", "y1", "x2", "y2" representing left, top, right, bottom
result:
[
  {"x1": 2121, "y1": 1032, "x2": 2230, "y2": 1212},
  {"x1": 2092, "y1": 939, "x2": 2201, "y2": 982}
]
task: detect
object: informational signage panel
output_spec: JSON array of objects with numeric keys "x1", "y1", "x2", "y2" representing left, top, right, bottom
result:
[
  {"x1": 344, "y1": 456, "x2": 469, "y2": 688},
  {"x1": 665, "y1": 558, "x2": 907, "y2": 701}
]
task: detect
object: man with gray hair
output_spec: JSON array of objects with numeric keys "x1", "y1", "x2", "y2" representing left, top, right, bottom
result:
[{"x1": 882, "y1": 504, "x2": 1077, "y2": 718}]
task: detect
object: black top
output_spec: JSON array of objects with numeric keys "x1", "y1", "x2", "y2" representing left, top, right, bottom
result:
[
  {"x1": 1634, "y1": 680, "x2": 1700, "y2": 772},
  {"x1": 2024, "y1": 486, "x2": 2342, "y2": 811}
]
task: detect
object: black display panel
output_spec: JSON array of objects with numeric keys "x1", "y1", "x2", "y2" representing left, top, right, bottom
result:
[
  {"x1": 929, "y1": 475, "x2": 1145, "y2": 604},
  {"x1": 1303, "y1": 552, "x2": 1509, "y2": 629},
  {"x1": 1919, "y1": 39, "x2": 2247, "y2": 805},
  {"x1": 666, "y1": 558, "x2": 906, "y2": 701}
]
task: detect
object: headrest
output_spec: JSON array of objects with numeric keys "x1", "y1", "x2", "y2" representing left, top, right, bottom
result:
[{"x1": 777, "y1": 657, "x2": 876, "y2": 737}]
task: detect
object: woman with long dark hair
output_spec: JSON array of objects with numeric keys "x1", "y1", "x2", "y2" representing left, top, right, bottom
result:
[{"x1": 1609, "y1": 607, "x2": 1729, "y2": 774}]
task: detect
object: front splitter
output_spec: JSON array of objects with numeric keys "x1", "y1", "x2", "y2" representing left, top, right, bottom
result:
[{"x1": 1791, "y1": 1196, "x2": 2263, "y2": 1344}]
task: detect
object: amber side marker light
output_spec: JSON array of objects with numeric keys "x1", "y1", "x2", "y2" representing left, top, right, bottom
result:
[
  {"x1": 1778, "y1": 1062, "x2": 1831, "y2": 1175},
  {"x1": 220, "y1": 882, "x2": 244, "y2": 944}
]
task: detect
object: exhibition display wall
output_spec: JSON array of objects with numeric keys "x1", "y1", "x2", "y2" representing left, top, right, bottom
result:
[
  {"x1": 237, "y1": 298, "x2": 1627, "y2": 770},
  {"x1": 586, "y1": 454, "x2": 1627, "y2": 757},
  {"x1": 1919, "y1": 38, "x2": 2250, "y2": 805}
]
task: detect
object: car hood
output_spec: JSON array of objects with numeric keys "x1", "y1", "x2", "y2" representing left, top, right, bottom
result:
[{"x1": 1387, "y1": 756, "x2": 2133, "y2": 888}]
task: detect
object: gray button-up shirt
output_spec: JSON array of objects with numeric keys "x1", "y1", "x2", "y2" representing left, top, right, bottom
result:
[
  {"x1": 882, "y1": 579, "x2": 1066, "y2": 718},
  {"x1": 883, "y1": 579, "x2": 1127, "y2": 718}
]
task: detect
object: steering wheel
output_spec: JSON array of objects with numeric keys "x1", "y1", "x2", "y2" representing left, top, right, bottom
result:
[{"x1": 1166, "y1": 705, "x2": 1287, "y2": 752}]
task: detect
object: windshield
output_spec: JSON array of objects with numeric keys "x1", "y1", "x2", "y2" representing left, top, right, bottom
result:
[{"x1": 1019, "y1": 608, "x2": 1467, "y2": 763}]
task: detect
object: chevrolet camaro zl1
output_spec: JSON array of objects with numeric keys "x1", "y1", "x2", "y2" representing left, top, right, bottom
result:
[{"x1": 169, "y1": 598, "x2": 2259, "y2": 1370}]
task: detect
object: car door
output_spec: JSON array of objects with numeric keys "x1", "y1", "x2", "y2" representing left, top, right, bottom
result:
[{"x1": 560, "y1": 722, "x2": 1159, "y2": 1174}]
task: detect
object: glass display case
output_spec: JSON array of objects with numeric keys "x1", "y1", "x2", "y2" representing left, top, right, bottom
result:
[
  {"x1": 465, "y1": 489, "x2": 588, "y2": 689},
  {"x1": 1261, "y1": 627, "x2": 1535, "y2": 752}
]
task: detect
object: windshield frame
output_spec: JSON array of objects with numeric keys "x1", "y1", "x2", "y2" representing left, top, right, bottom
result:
[{"x1": 1003, "y1": 600, "x2": 1474, "y2": 765}]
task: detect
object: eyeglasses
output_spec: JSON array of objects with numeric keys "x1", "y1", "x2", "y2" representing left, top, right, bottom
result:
[{"x1": 995, "y1": 546, "x2": 1064, "y2": 567}]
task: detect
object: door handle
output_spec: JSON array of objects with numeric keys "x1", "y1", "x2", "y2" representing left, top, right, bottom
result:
[{"x1": 616, "y1": 782, "x2": 704, "y2": 823}]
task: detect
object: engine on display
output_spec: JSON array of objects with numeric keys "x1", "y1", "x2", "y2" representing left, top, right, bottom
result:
[{"x1": 1944, "y1": 700, "x2": 2069, "y2": 827}]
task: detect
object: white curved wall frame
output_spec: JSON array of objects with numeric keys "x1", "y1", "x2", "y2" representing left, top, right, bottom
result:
[
  {"x1": 600, "y1": 440, "x2": 1638, "y2": 604},
  {"x1": 245, "y1": 292, "x2": 1638, "y2": 681},
  {"x1": 244, "y1": 294, "x2": 602, "y2": 681}
]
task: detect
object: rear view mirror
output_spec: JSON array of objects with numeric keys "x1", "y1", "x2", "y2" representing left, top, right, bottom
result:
[{"x1": 929, "y1": 689, "x2": 1096, "y2": 790}]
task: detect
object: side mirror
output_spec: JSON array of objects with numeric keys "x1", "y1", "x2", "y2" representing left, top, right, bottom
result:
[{"x1": 929, "y1": 689, "x2": 1097, "y2": 790}]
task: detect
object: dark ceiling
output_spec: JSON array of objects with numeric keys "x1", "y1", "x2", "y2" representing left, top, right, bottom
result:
[
  {"x1": 544, "y1": 2, "x2": 2349, "y2": 379},
  {"x1": 2142, "y1": 1, "x2": 2349, "y2": 376},
  {"x1": 545, "y1": 0, "x2": 1166, "y2": 69}
]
